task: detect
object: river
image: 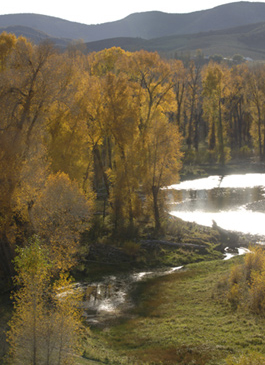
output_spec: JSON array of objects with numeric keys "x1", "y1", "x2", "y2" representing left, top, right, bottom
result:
[
  {"x1": 169, "y1": 173, "x2": 265, "y2": 237},
  {"x1": 80, "y1": 266, "x2": 183, "y2": 326},
  {"x1": 80, "y1": 173, "x2": 265, "y2": 326}
]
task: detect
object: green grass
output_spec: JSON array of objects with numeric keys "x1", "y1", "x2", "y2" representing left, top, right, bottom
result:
[
  {"x1": 87, "y1": 256, "x2": 265, "y2": 365},
  {"x1": 3, "y1": 255, "x2": 265, "y2": 364}
]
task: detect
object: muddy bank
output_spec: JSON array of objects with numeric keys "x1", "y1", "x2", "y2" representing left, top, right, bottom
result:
[{"x1": 83, "y1": 215, "x2": 259, "y2": 272}]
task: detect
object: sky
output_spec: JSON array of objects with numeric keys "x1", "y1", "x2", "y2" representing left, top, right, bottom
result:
[{"x1": 1, "y1": 0, "x2": 265, "y2": 25}]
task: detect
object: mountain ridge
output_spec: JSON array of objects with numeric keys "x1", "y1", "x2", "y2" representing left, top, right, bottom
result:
[
  {"x1": 84, "y1": 21, "x2": 265, "y2": 60},
  {"x1": 2, "y1": 2, "x2": 265, "y2": 59},
  {"x1": 2, "y1": 2, "x2": 265, "y2": 42}
]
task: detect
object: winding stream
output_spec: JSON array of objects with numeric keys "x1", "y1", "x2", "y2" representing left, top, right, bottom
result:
[
  {"x1": 80, "y1": 266, "x2": 183, "y2": 326},
  {"x1": 80, "y1": 173, "x2": 265, "y2": 325}
]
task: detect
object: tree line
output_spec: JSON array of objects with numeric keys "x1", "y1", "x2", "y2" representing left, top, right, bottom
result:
[{"x1": 1, "y1": 32, "x2": 265, "y2": 279}]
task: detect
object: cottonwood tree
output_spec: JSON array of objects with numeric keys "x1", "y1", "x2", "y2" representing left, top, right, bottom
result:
[
  {"x1": 171, "y1": 59, "x2": 187, "y2": 129},
  {"x1": 46, "y1": 53, "x2": 95, "y2": 192},
  {"x1": 246, "y1": 65, "x2": 265, "y2": 161},
  {"x1": 185, "y1": 61, "x2": 203, "y2": 151},
  {"x1": 7, "y1": 236, "x2": 83, "y2": 365},
  {"x1": 129, "y1": 50, "x2": 176, "y2": 137},
  {"x1": 141, "y1": 115, "x2": 183, "y2": 231},
  {"x1": 202, "y1": 62, "x2": 231, "y2": 165},
  {"x1": 102, "y1": 72, "x2": 140, "y2": 232},
  {"x1": 0, "y1": 32, "x2": 17, "y2": 71},
  {"x1": 225, "y1": 64, "x2": 252, "y2": 153},
  {"x1": 77, "y1": 74, "x2": 110, "y2": 196},
  {"x1": 0, "y1": 37, "x2": 96, "y2": 277},
  {"x1": 31, "y1": 172, "x2": 94, "y2": 271},
  {"x1": 0, "y1": 38, "x2": 57, "y2": 277},
  {"x1": 128, "y1": 51, "x2": 182, "y2": 231}
]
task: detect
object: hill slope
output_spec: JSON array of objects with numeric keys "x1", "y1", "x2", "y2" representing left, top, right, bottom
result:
[
  {"x1": 0, "y1": 25, "x2": 70, "y2": 48},
  {"x1": 84, "y1": 22, "x2": 265, "y2": 60},
  {"x1": 2, "y1": 2, "x2": 265, "y2": 42}
]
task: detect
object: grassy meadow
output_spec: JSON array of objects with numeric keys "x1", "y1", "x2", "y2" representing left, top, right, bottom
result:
[{"x1": 81, "y1": 256, "x2": 265, "y2": 365}]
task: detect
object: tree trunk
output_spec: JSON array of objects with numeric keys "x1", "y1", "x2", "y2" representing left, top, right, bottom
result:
[
  {"x1": 152, "y1": 185, "x2": 161, "y2": 232},
  {"x1": 218, "y1": 99, "x2": 225, "y2": 166},
  {"x1": 0, "y1": 234, "x2": 15, "y2": 279},
  {"x1": 93, "y1": 146, "x2": 110, "y2": 197},
  {"x1": 209, "y1": 122, "x2": 216, "y2": 151},
  {"x1": 257, "y1": 106, "x2": 262, "y2": 161}
]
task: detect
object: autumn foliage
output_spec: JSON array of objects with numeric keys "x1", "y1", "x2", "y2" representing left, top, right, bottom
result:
[
  {"x1": 227, "y1": 247, "x2": 265, "y2": 314},
  {"x1": 2, "y1": 32, "x2": 265, "y2": 364},
  {"x1": 1, "y1": 33, "x2": 265, "y2": 279},
  {"x1": 6, "y1": 237, "x2": 83, "y2": 365}
]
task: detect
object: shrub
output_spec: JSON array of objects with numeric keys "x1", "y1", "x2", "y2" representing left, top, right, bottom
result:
[
  {"x1": 229, "y1": 264, "x2": 244, "y2": 286},
  {"x1": 226, "y1": 247, "x2": 265, "y2": 313},
  {"x1": 226, "y1": 351, "x2": 265, "y2": 365},
  {"x1": 244, "y1": 247, "x2": 265, "y2": 283},
  {"x1": 227, "y1": 283, "x2": 241, "y2": 309},
  {"x1": 249, "y1": 268, "x2": 265, "y2": 314},
  {"x1": 122, "y1": 241, "x2": 141, "y2": 256}
]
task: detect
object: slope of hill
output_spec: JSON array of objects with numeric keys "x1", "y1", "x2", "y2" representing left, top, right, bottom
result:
[
  {"x1": 0, "y1": 25, "x2": 70, "y2": 47},
  {"x1": 2, "y1": 2, "x2": 265, "y2": 43},
  {"x1": 84, "y1": 22, "x2": 265, "y2": 60}
]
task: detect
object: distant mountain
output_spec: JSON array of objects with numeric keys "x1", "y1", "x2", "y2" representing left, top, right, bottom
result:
[
  {"x1": 84, "y1": 22, "x2": 265, "y2": 60},
  {"x1": 0, "y1": 25, "x2": 70, "y2": 48},
  {"x1": 1, "y1": 2, "x2": 265, "y2": 43},
  {"x1": 2, "y1": 2, "x2": 265, "y2": 59}
]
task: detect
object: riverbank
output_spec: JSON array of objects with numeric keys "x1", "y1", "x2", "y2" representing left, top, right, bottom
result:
[
  {"x1": 82, "y1": 256, "x2": 265, "y2": 365},
  {"x1": 1, "y1": 224, "x2": 263, "y2": 365},
  {"x1": 80, "y1": 214, "x2": 259, "y2": 279},
  {"x1": 180, "y1": 158, "x2": 265, "y2": 181}
]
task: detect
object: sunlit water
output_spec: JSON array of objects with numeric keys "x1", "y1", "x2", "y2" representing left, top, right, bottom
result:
[
  {"x1": 223, "y1": 247, "x2": 251, "y2": 260},
  {"x1": 78, "y1": 174, "x2": 265, "y2": 324},
  {"x1": 80, "y1": 266, "x2": 183, "y2": 325},
  {"x1": 169, "y1": 173, "x2": 265, "y2": 236}
]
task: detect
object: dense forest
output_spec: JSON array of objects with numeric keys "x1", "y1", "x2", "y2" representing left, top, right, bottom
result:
[
  {"x1": 2, "y1": 31, "x2": 265, "y2": 278},
  {"x1": 1, "y1": 31, "x2": 265, "y2": 363}
]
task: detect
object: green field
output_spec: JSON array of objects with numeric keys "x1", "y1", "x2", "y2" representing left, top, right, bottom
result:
[{"x1": 83, "y1": 256, "x2": 265, "y2": 365}]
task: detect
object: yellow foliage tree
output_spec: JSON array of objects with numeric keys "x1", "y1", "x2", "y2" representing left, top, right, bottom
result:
[
  {"x1": 31, "y1": 172, "x2": 94, "y2": 271},
  {"x1": 0, "y1": 32, "x2": 17, "y2": 71},
  {"x1": 7, "y1": 236, "x2": 83, "y2": 365},
  {"x1": 202, "y1": 61, "x2": 232, "y2": 164},
  {"x1": 246, "y1": 65, "x2": 265, "y2": 161},
  {"x1": 0, "y1": 38, "x2": 57, "y2": 277},
  {"x1": 141, "y1": 115, "x2": 183, "y2": 231}
]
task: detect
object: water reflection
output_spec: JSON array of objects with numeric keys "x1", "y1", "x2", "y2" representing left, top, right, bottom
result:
[
  {"x1": 169, "y1": 173, "x2": 265, "y2": 190},
  {"x1": 80, "y1": 266, "x2": 183, "y2": 325},
  {"x1": 169, "y1": 173, "x2": 265, "y2": 236},
  {"x1": 224, "y1": 247, "x2": 251, "y2": 260}
]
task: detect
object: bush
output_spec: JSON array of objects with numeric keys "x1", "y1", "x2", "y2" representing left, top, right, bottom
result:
[
  {"x1": 226, "y1": 351, "x2": 265, "y2": 365},
  {"x1": 122, "y1": 241, "x2": 141, "y2": 256},
  {"x1": 226, "y1": 264, "x2": 244, "y2": 309},
  {"x1": 249, "y1": 268, "x2": 265, "y2": 314},
  {"x1": 229, "y1": 264, "x2": 244, "y2": 286},
  {"x1": 239, "y1": 145, "x2": 252, "y2": 158},
  {"x1": 226, "y1": 247, "x2": 265, "y2": 313},
  {"x1": 244, "y1": 247, "x2": 265, "y2": 283},
  {"x1": 227, "y1": 283, "x2": 241, "y2": 309}
]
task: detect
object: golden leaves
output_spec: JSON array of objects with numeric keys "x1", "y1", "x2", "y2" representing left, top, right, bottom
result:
[{"x1": 32, "y1": 172, "x2": 94, "y2": 271}]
